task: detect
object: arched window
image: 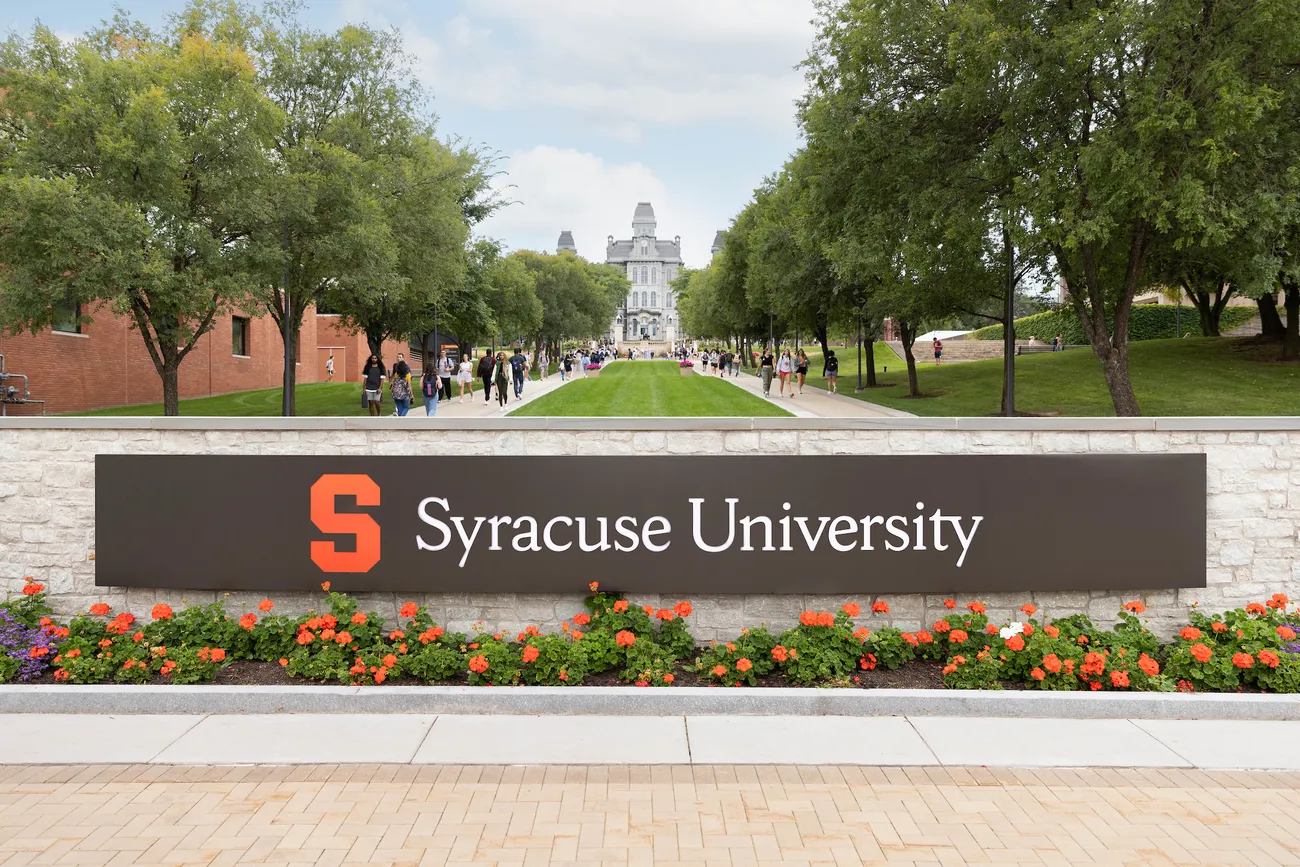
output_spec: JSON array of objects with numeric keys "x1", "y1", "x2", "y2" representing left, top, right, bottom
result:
[
  {"x1": 651, "y1": 267, "x2": 657, "y2": 284},
  {"x1": 641, "y1": 291, "x2": 648, "y2": 306},
  {"x1": 631, "y1": 268, "x2": 637, "y2": 284},
  {"x1": 641, "y1": 266, "x2": 648, "y2": 283},
  {"x1": 640, "y1": 240, "x2": 648, "y2": 254},
  {"x1": 651, "y1": 292, "x2": 657, "y2": 307},
  {"x1": 628, "y1": 293, "x2": 634, "y2": 307}
]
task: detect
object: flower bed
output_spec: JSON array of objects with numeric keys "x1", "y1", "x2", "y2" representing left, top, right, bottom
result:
[{"x1": 2, "y1": 577, "x2": 1298, "y2": 693}]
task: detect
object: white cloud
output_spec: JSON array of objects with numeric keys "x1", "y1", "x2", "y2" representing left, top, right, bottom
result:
[
  {"x1": 479, "y1": 146, "x2": 723, "y2": 268},
  {"x1": 348, "y1": 0, "x2": 816, "y2": 142}
]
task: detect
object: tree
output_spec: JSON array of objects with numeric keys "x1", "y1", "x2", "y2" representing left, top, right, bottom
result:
[
  {"x1": 0, "y1": 22, "x2": 274, "y2": 415},
  {"x1": 514, "y1": 250, "x2": 620, "y2": 358},
  {"x1": 477, "y1": 240, "x2": 541, "y2": 346}
]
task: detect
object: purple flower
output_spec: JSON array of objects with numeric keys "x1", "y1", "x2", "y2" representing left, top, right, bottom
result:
[
  {"x1": 0, "y1": 609, "x2": 58, "y2": 682},
  {"x1": 1283, "y1": 640, "x2": 1300, "y2": 657}
]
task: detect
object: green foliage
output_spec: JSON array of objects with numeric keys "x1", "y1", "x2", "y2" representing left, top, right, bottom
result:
[
  {"x1": 862, "y1": 628, "x2": 917, "y2": 671},
  {"x1": 696, "y1": 627, "x2": 779, "y2": 687},
  {"x1": 620, "y1": 640, "x2": 679, "y2": 687},
  {"x1": 402, "y1": 642, "x2": 465, "y2": 684},
  {"x1": 465, "y1": 635, "x2": 522, "y2": 686},
  {"x1": 0, "y1": 656, "x2": 20, "y2": 683},
  {"x1": 942, "y1": 652, "x2": 1002, "y2": 690},
  {"x1": 775, "y1": 612, "x2": 866, "y2": 686},
  {"x1": 572, "y1": 628, "x2": 622, "y2": 676},
  {"x1": 520, "y1": 634, "x2": 583, "y2": 686},
  {"x1": 968, "y1": 306, "x2": 1258, "y2": 343}
]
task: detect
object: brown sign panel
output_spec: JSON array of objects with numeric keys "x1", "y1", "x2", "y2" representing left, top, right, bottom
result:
[{"x1": 95, "y1": 454, "x2": 1206, "y2": 594}]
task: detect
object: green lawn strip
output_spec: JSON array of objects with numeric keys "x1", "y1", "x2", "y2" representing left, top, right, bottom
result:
[
  {"x1": 73, "y1": 381, "x2": 373, "y2": 417},
  {"x1": 771, "y1": 338, "x2": 1299, "y2": 417},
  {"x1": 509, "y1": 360, "x2": 792, "y2": 417}
]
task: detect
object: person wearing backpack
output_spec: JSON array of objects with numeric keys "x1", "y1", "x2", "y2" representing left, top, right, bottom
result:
[
  {"x1": 509, "y1": 347, "x2": 528, "y2": 399},
  {"x1": 477, "y1": 352, "x2": 495, "y2": 403},
  {"x1": 823, "y1": 349, "x2": 840, "y2": 394},
  {"x1": 420, "y1": 363, "x2": 440, "y2": 416},
  {"x1": 390, "y1": 364, "x2": 413, "y2": 416}
]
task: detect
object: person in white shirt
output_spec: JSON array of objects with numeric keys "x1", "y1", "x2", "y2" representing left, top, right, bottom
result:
[
  {"x1": 776, "y1": 350, "x2": 794, "y2": 398},
  {"x1": 457, "y1": 355, "x2": 474, "y2": 402}
]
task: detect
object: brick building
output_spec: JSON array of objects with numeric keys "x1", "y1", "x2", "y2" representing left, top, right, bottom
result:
[{"x1": 0, "y1": 303, "x2": 421, "y2": 415}]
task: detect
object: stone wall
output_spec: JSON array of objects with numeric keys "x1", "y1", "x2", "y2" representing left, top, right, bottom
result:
[{"x1": 2, "y1": 417, "x2": 1297, "y2": 640}]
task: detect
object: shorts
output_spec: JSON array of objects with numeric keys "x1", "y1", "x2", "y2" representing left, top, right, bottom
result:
[
  {"x1": 458, "y1": 372, "x2": 472, "y2": 383},
  {"x1": 934, "y1": 352, "x2": 942, "y2": 359},
  {"x1": 797, "y1": 366, "x2": 808, "y2": 375},
  {"x1": 364, "y1": 389, "x2": 380, "y2": 401}
]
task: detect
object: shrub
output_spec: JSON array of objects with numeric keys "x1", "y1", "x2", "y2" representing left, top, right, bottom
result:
[
  {"x1": 697, "y1": 626, "x2": 779, "y2": 687},
  {"x1": 942, "y1": 652, "x2": 1001, "y2": 689},
  {"x1": 0, "y1": 655, "x2": 18, "y2": 683},
  {"x1": 776, "y1": 608, "x2": 865, "y2": 686},
  {"x1": 0, "y1": 607, "x2": 59, "y2": 682},
  {"x1": 621, "y1": 639, "x2": 678, "y2": 686},
  {"x1": 863, "y1": 628, "x2": 918, "y2": 671},
  {"x1": 464, "y1": 635, "x2": 522, "y2": 686},
  {"x1": 520, "y1": 633, "x2": 584, "y2": 686}
]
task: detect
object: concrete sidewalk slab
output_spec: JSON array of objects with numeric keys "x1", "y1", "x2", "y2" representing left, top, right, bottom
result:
[
  {"x1": 1131, "y1": 720, "x2": 1300, "y2": 770},
  {"x1": 910, "y1": 716, "x2": 1192, "y2": 768},
  {"x1": 686, "y1": 716, "x2": 937, "y2": 765},
  {"x1": 151, "y1": 714, "x2": 436, "y2": 765},
  {"x1": 413, "y1": 714, "x2": 690, "y2": 764},
  {"x1": 0, "y1": 714, "x2": 201, "y2": 764}
]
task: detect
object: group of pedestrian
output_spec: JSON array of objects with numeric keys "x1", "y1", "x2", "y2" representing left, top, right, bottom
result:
[
  {"x1": 359, "y1": 346, "x2": 542, "y2": 417},
  {"x1": 697, "y1": 349, "x2": 741, "y2": 377},
  {"x1": 756, "y1": 348, "x2": 810, "y2": 399}
]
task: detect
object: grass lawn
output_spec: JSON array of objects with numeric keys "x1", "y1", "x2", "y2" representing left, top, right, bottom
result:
[
  {"x1": 509, "y1": 360, "x2": 792, "y2": 417},
  {"x1": 75, "y1": 381, "x2": 375, "y2": 416},
  {"x1": 778, "y1": 338, "x2": 1300, "y2": 416}
]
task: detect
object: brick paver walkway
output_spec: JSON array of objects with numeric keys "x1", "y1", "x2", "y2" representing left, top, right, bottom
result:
[{"x1": 2, "y1": 765, "x2": 1299, "y2": 866}]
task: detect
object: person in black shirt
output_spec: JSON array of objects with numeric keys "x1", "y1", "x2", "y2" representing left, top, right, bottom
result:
[
  {"x1": 759, "y1": 350, "x2": 775, "y2": 397},
  {"x1": 509, "y1": 348, "x2": 528, "y2": 399},
  {"x1": 824, "y1": 350, "x2": 839, "y2": 393},
  {"x1": 361, "y1": 355, "x2": 385, "y2": 416}
]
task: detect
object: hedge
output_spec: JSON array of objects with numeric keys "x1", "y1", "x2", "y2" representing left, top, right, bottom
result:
[{"x1": 968, "y1": 305, "x2": 1258, "y2": 343}]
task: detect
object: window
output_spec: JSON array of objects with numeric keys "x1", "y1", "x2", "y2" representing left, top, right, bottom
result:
[
  {"x1": 651, "y1": 268, "x2": 657, "y2": 284},
  {"x1": 631, "y1": 268, "x2": 637, "y2": 284},
  {"x1": 641, "y1": 266, "x2": 648, "y2": 283},
  {"x1": 640, "y1": 240, "x2": 648, "y2": 254},
  {"x1": 232, "y1": 316, "x2": 249, "y2": 356},
  {"x1": 651, "y1": 292, "x2": 657, "y2": 307},
  {"x1": 52, "y1": 298, "x2": 80, "y2": 334},
  {"x1": 641, "y1": 292, "x2": 648, "y2": 306}
]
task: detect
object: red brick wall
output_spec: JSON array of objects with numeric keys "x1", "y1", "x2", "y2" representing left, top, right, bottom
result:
[{"x1": 0, "y1": 303, "x2": 335, "y2": 415}]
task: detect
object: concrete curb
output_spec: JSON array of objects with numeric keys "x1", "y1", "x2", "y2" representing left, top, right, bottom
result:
[{"x1": 2, "y1": 685, "x2": 1298, "y2": 719}]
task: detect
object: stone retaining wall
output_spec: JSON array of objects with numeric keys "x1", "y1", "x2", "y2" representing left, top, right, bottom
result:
[{"x1": 2, "y1": 417, "x2": 1297, "y2": 640}]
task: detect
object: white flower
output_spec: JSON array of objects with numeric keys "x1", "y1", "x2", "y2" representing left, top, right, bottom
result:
[{"x1": 999, "y1": 622, "x2": 1025, "y2": 640}]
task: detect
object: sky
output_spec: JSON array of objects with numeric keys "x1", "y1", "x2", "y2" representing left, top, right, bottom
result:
[{"x1": 6, "y1": 0, "x2": 818, "y2": 269}]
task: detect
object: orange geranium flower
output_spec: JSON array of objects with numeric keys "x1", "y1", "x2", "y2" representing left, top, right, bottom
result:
[
  {"x1": 615, "y1": 630, "x2": 636, "y2": 647},
  {"x1": 771, "y1": 645, "x2": 789, "y2": 662},
  {"x1": 933, "y1": 619, "x2": 951, "y2": 634},
  {"x1": 711, "y1": 664, "x2": 727, "y2": 677},
  {"x1": 1109, "y1": 671, "x2": 1130, "y2": 688},
  {"x1": 1020, "y1": 603, "x2": 1037, "y2": 616},
  {"x1": 1124, "y1": 600, "x2": 1145, "y2": 614},
  {"x1": 351, "y1": 612, "x2": 367, "y2": 625},
  {"x1": 663, "y1": 673, "x2": 674, "y2": 684},
  {"x1": 321, "y1": 629, "x2": 336, "y2": 642},
  {"x1": 736, "y1": 658, "x2": 753, "y2": 672},
  {"x1": 813, "y1": 611, "x2": 832, "y2": 627},
  {"x1": 1138, "y1": 654, "x2": 1160, "y2": 676},
  {"x1": 1031, "y1": 667, "x2": 1046, "y2": 681},
  {"x1": 1232, "y1": 652, "x2": 1254, "y2": 669},
  {"x1": 382, "y1": 653, "x2": 397, "y2": 668},
  {"x1": 400, "y1": 602, "x2": 418, "y2": 618},
  {"x1": 571, "y1": 630, "x2": 584, "y2": 641},
  {"x1": 799, "y1": 610, "x2": 818, "y2": 626},
  {"x1": 468, "y1": 655, "x2": 489, "y2": 673},
  {"x1": 589, "y1": 581, "x2": 599, "y2": 592},
  {"x1": 871, "y1": 600, "x2": 889, "y2": 614},
  {"x1": 985, "y1": 623, "x2": 999, "y2": 635},
  {"x1": 1211, "y1": 621, "x2": 1228, "y2": 633},
  {"x1": 210, "y1": 648, "x2": 226, "y2": 663},
  {"x1": 674, "y1": 600, "x2": 693, "y2": 617},
  {"x1": 22, "y1": 580, "x2": 44, "y2": 596},
  {"x1": 1077, "y1": 635, "x2": 1089, "y2": 645},
  {"x1": 573, "y1": 612, "x2": 591, "y2": 626},
  {"x1": 943, "y1": 599, "x2": 957, "y2": 609},
  {"x1": 842, "y1": 602, "x2": 861, "y2": 617},
  {"x1": 335, "y1": 631, "x2": 352, "y2": 645},
  {"x1": 1266, "y1": 593, "x2": 1289, "y2": 610},
  {"x1": 1042, "y1": 654, "x2": 1063, "y2": 674},
  {"x1": 1258, "y1": 650, "x2": 1281, "y2": 669},
  {"x1": 1043, "y1": 625, "x2": 1059, "y2": 638},
  {"x1": 941, "y1": 663, "x2": 958, "y2": 675},
  {"x1": 522, "y1": 645, "x2": 540, "y2": 663},
  {"x1": 967, "y1": 601, "x2": 986, "y2": 614},
  {"x1": 1180, "y1": 627, "x2": 1202, "y2": 641},
  {"x1": 320, "y1": 581, "x2": 331, "y2": 592},
  {"x1": 390, "y1": 630, "x2": 405, "y2": 641},
  {"x1": 948, "y1": 629, "x2": 968, "y2": 644},
  {"x1": 89, "y1": 603, "x2": 110, "y2": 616},
  {"x1": 605, "y1": 599, "x2": 626, "y2": 614},
  {"x1": 1190, "y1": 643, "x2": 1213, "y2": 663},
  {"x1": 1246, "y1": 603, "x2": 1267, "y2": 616},
  {"x1": 1005, "y1": 635, "x2": 1025, "y2": 652},
  {"x1": 1022, "y1": 623, "x2": 1035, "y2": 637},
  {"x1": 296, "y1": 631, "x2": 314, "y2": 645},
  {"x1": 1277, "y1": 625, "x2": 1296, "y2": 641},
  {"x1": 655, "y1": 608, "x2": 675, "y2": 621},
  {"x1": 239, "y1": 614, "x2": 257, "y2": 631},
  {"x1": 258, "y1": 599, "x2": 275, "y2": 612},
  {"x1": 917, "y1": 631, "x2": 933, "y2": 644}
]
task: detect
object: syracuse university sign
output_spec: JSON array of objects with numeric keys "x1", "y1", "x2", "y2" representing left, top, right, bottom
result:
[{"x1": 95, "y1": 455, "x2": 1207, "y2": 594}]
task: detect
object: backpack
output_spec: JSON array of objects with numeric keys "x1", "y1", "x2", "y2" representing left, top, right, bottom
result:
[
  {"x1": 478, "y1": 356, "x2": 493, "y2": 377},
  {"x1": 510, "y1": 355, "x2": 524, "y2": 374},
  {"x1": 421, "y1": 374, "x2": 438, "y2": 398},
  {"x1": 392, "y1": 375, "x2": 411, "y2": 401}
]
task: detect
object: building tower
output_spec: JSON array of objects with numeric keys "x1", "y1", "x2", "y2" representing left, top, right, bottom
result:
[
  {"x1": 711, "y1": 231, "x2": 725, "y2": 258},
  {"x1": 556, "y1": 231, "x2": 577, "y2": 254}
]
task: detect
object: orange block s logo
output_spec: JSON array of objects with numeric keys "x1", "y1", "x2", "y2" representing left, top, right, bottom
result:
[{"x1": 310, "y1": 474, "x2": 381, "y2": 573}]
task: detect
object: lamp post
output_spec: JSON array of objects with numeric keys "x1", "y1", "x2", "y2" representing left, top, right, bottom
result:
[{"x1": 280, "y1": 268, "x2": 292, "y2": 417}]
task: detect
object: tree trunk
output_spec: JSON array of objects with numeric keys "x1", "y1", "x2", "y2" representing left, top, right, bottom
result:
[
  {"x1": 1099, "y1": 344, "x2": 1141, "y2": 414},
  {"x1": 864, "y1": 331, "x2": 878, "y2": 388},
  {"x1": 1283, "y1": 280, "x2": 1300, "y2": 362},
  {"x1": 1000, "y1": 227, "x2": 1016, "y2": 416},
  {"x1": 898, "y1": 319, "x2": 920, "y2": 397},
  {"x1": 1259, "y1": 291, "x2": 1285, "y2": 340},
  {"x1": 161, "y1": 362, "x2": 180, "y2": 417}
]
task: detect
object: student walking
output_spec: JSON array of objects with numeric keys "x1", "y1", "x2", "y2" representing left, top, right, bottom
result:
[
  {"x1": 420, "y1": 363, "x2": 440, "y2": 416},
  {"x1": 510, "y1": 348, "x2": 528, "y2": 398},
  {"x1": 538, "y1": 349, "x2": 549, "y2": 380},
  {"x1": 437, "y1": 350, "x2": 455, "y2": 400},
  {"x1": 361, "y1": 355, "x2": 385, "y2": 417},
  {"x1": 325, "y1": 354, "x2": 335, "y2": 382},
  {"x1": 493, "y1": 352, "x2": 510, "y2": 409},
  {"x1": 477, "y1": 352, "x2": 495, "y2": 403},
  {"x1": 795, "y1": 350, "x2": 809, "y2": 394},
  {"x1": 390, "y1": 363, "x2": 412, "y2": 416},
  {"x1": 932, "y1": 337, "x2": 943, "y2": 365},
  {"x1": 824, "y1": 350, "x2": 840, "y2": 393},
  {"x1": 457, "y1": 354, "x2": 474, "y2": 402},
  {"x1": 776, "y1": 349, "x2": 794, "y2": 398},
  {"x1": 759, "y1": 348, "x2": 775, "y2": 397}
]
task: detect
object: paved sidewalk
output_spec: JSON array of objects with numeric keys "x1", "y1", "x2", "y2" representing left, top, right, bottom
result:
[
  {"x1": 5, "y1": 715, "x2": 1300, "y2": 769},
  {"x1": 707, "y1": 368, "x2": 910, "y2": 418},
  {"x1": 2, "y1": 763, "x2": 1298, "y2": 866},
  {"x1": 405, "y1": 369, "x2": 578, "y2": 419}
]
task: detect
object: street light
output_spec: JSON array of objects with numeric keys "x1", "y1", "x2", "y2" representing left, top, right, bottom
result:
[{"x1": 855, "y1": 307, "x2": 864, "y2": 392}]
